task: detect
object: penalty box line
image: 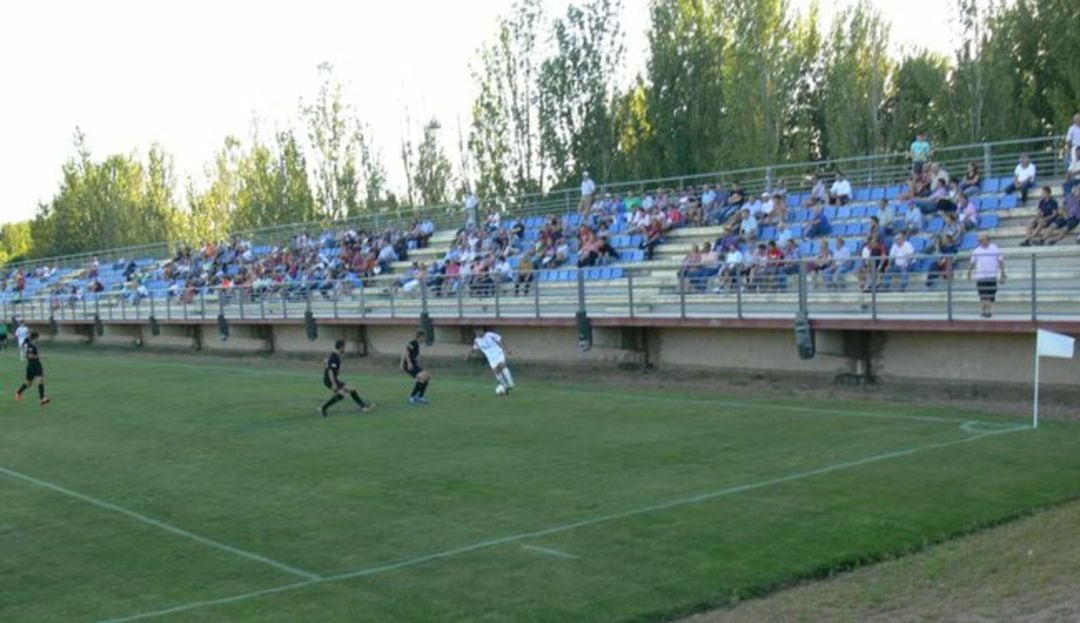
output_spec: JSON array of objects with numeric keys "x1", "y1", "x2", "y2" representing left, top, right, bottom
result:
[
  {"x1": 0, "y1": 465, "x2": 321, "y2": 582},
  {"x1": 97, "y1": 426, "x2": 1027, "y2": 623}
]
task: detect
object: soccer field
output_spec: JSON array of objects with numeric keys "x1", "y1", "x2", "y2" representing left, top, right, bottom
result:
[{"x1": 3, "y1": 350, "x2": 1080, "y2": 623}]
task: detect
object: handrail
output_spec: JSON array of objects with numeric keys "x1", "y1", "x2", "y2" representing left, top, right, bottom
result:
[
  {"x1": 4, "y1": 248, "x2": 1078, "y2": 325},
  {"x1": 2, "y1": 134, "x2": 1068, "y2": 273}
]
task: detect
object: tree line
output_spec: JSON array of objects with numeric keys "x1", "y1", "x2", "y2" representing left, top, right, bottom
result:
[{"x1": 3, "y1": 0, "x2": 1076, "y2": 264}]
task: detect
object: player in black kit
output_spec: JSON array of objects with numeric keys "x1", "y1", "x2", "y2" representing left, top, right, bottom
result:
[
  {"x1": 402, "y1": 330, "x2": 431, "y2": 405},
  {"x1": 320, "y1": 339, "x2": 375, "y2": 417},
  {"x1": 15, "y1": 332, "x2": 50, "y2": 406}
]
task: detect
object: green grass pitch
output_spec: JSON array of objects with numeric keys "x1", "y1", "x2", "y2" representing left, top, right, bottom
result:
[{"x1": 2, "y1": 350, "x2": 1080, "y2": 622}]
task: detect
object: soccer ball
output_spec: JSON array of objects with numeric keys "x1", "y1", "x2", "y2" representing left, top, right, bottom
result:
[{"x1": 495, "y1": 384, "x2": 507, "y2": 395}]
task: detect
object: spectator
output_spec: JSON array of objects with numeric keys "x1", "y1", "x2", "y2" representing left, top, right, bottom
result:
[
  {"x1": 1020, "y1": 187, "x2": 1058, "y2": 246},
  {"x1": 640, "y1": 217, "x2": 664, "y2": 260},
  {"x1": 678, "y1": 245, "x2": 703, "y2": 291},
  {"x1": 958, "y1": 194, "x2": 979, "y2": 231},
  {"x1": 716, "y1": 244, "x2": 745, "y2": 293},
  {"x1": 876, "y1": 199, "x2": 896, "y2": 236},
  {"x1": 904, "y1": 202, "x2": 923, "y2": 237},
  {"x1": 775, "y1": 221, "x2": 795, "y2": 247},
  {"x1": 858, "y1": 234, "x2": 887, "y2": 292},
  {"x1": 928, "y1": 161, "x2": 950, "y2": 188},
  {"x1": 807, "y1": 240, "x2": 833, "y2": 287},
  {"x1": 885, "y1": 233, "x2": 916, "y2": 291},
  {"x1": 1064, "y1": 146, "x2": 1080, "y2": 197},
  {"x1": 1039, "y1": 185, "x2": 1080, "y2": 246},
  {"x1": 1003, "y1": 154, "x2": 1037, "y2": 205},
  {"x1": 464, "y1": 192, "x2": 480, "y2": 229},
  {"x1": 778, "y1": 238, "x2": 801, "y2": 290},
  {"x1": 829, "y1": 172, "x2": 852, "y2": 205},
  {"x1": 696, "y1": 242, "x2": 721, "y2": 291},
  {"x1": 960, "y1": 161, "x2": 982, "y2": 197},
  {"x1": 514, "y1": 256, "x2": 534, "y2": 296},
  {"x1": 824, "y1": 236, "x2": 853, "y2": 288},
  {"x1": 595, "y1": 236, "x2": 619, "y2": 265},
  {"x1": 578, "y1": 171, "x2": 596, "y2": 215},
  {"x1": 1067, "y1": 113, "x2": 1080, "y2": 166},
  {"x1": 925, "y1": 233, "x2": 960, "y2": 289},
  {"x1": 805, "y1": 204, "x2": 832, "y2": 238},
  {"x1": 762, "y1": 240, "x2": 785, "y2": 291},
  {"x1": 738, "y1": 209, "x2": 759, "y2": 242},
  {"x1": 910, "y1": 131, "x2": 932, "y2": 174},
  {"x1": 808, "y1": 175, "x2": 828, "y2": 206},
  {"x1": 966, "y1": 234, "x2": 1005, "y2": 318}
]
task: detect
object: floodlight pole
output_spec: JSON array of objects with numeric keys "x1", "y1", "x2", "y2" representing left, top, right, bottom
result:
[{"x1": 1032, "y1": 351, "x2": 1040, "y2": 429}]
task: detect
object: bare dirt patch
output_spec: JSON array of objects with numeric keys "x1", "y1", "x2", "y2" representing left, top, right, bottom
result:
[{"x1": 681, "y1": 501, "x2": 1080, "y2": 623}]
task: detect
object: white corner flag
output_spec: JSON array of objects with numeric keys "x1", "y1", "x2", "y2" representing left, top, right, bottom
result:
[{"x1": 1033, "y1": 329, "x2": 1076, "y2": 428}]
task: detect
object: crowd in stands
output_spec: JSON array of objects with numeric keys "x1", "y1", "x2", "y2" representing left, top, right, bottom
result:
[{"x1": 4, "y1": 126, "x2": 1079, "y2": 308}]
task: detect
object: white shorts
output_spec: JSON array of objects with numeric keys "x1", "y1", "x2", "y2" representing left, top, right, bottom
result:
[{"x1": 486, "y1": 355, "x2": 506, "y2": 370}]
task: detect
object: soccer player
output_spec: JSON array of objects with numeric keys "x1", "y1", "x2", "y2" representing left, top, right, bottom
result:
[
  {"x1": 320, "y1": 339, "x2": 375, "y2": 417},
  {"x1": 15, "y1": 321, "x2": 29, "y2": 361},
  {"x1": 471, "y1": 327, "x2": 515, "y2": 392},
  {"x1": 0, "y1": 320, "x2": 8, "y2": 351},
  {"x1": 402, "y1": 330, "x2": 431, "y2": 405},
  {"x1": 15, "y1": 332, "x2": 50, "y2": 406}
]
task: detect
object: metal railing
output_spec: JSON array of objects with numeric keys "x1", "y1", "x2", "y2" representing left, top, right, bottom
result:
[
  {"x1": 4, "y1": 249, "x2": 1078, "y2": 326},
  {"x1": 3, "y1": 134, "x2": 1068, "y2": 275}
]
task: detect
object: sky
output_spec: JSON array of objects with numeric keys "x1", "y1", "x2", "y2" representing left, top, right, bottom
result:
[{"x1": 0, "y1": 0, "x2": 959, "y2": 226}]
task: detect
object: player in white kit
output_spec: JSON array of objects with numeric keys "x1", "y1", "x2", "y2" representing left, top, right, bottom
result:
[
  {"x1": 15, "y1": 321, "x2": 30, "y2": 361},
  {"x1": 472, "y1": 327, "x2": 515, "y2": 392}
]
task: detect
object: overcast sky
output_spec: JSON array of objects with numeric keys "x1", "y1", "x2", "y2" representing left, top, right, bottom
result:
[{"x1": 0, "y1": 0, "x2": 959, "y2": 226}]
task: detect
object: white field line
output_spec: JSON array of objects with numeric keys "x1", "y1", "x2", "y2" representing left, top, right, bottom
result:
[
  {"x1": 521, "y1": 544, "x2": 580, "y2": 560},
  {"x1": 96, "y1": 426, "x2": 1027, "y2": 623},
  {"x1": 0, "y1": 466, "x2": 321, "y2": 582},
  {"x1": 51, "y1": 353, "x2": 1004, "y2": 428}
]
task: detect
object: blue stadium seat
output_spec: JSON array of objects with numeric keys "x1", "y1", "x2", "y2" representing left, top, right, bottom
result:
[
  {"x1": 789, "y1": 225, "x2": 804, "y2": 237},
  {"x1": 979, "y1": 213, "x2": 1000, "y2": 230},
  {"x1": 911, "y1": 237, "x2": 928, "y2": 252},
  {"x1": 853, "y1": 188, "x2": 871, "y2": 202},
  {"x1": 926, "y1": 217, "x2": 944, "y2": 233},
  {"x1": 608, "y1": 267, "x2": 624, "y2": 279},
  {"x1": 998, "y1": 194, "x2": 1018, "y2": 209},
  {"x1": 849, "y1": 206, "x2": 867, "y2": 219},
  {"x1": 824, "y1": 206, "x2": 838, "y2": 220},
  {"x1": 836, "y1": 206, "x2": 852, "y2": 220},
  {"x1": 961, "y1": 232, "x2": 980, "y2": 250},
  {"x1": 885, "y1": 185, "x2": 905, "y2": 200},
  {"x1": 869, "y1": 187, "x2": 887, "y2": 201},
  {"x1": 760, "y1": 226, "x2": 776, "y2": 241},
  {"x1": 976, "y1": 196, "x2": 998, "y2": 211}
]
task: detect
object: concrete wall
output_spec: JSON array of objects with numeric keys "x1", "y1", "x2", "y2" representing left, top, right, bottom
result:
[{"x1": 32, "y1": 319, "x2": 1080, "y2": 388}]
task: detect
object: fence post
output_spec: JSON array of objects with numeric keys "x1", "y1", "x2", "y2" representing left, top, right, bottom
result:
[
  {"x1": 983, "y1": 143, "x2": 992, "y2": 179},
  {"x1": 576, "y1": 268, "x2": 587, "y2": 316},
  {"x1": 533, "y1": 275, "x2": 540, "y2": 318},
  {"x1": 457, "y1": 278, "x2": 464, "y2": 318},
  {"x1": 149, "y1": 292, "x2": 155, "y2": 321},
  {"x1": 627, "y1": 271, "x2": 635, "y2": 318},
  {"x1": 360, "y1": 284, "x2": 367, "y2": 319},
  {"x1": 736, "y1": 276, "x2": 743, "y2": 319},
  {"x1": 765, "y1": 165, "x2": 774, "y2": 193},
  {"x1": 870, "y1": 264, "x2": 878, "y2": 320},
  {"x1": 1030, "y1": 253, "x2": 1037, "y2": 321},
  {"x1": 199, "y1": 288, "x2": 206, "y2": 318},
  {"x1": 797, "y1": 261, "x2": 808, "y2": 317},
  {"x1": 946, "y1": 263, "x2": 954, "y2": 321},
  {"x1": 679, "y1": 275, "x2": 686, "y2": 319},
  {"x1": 389, "y1": 284, "x2": 396, "y2": 318}
]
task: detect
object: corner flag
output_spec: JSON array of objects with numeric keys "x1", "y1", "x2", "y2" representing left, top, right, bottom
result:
[{"x1": 1033, "y1": 329, "x2": 1076, "y2": 428}]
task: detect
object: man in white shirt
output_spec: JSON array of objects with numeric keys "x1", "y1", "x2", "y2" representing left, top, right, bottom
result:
[
  {"x1": 1066, "y1": 113, "x2": 1080, "y2": 165},
  {"x1": 966, "y1": 234, "x2": 1005, "y2": 318},
  {"x1": 471, "y1": 327, "x2": 515, "y2": 391},
  {"x1": 717, "y1": 245, "x2": 745, "y2": 292},
  {"x1": 739, "y1": 210, "x2": 759, "y2": 241},
  {"x1": 578, "y1": 171, "x2": 596, "y2": 215},
  {"x1": 1004, "y1": 154, "x2": 1037, "y2": 205},
  {"x1": 776, "y1": 222, "x2": 794, "y2": 246},
  {"x1": 885, "y1": 233, "x2": 916, "y2": 291},
  {"x1": 829, "y1": 174, "x2": 852, "y2": 205},
  {"x1": 824, "y1": 237, "x2": 853, "y2": 288},
  {"x1": 1064, "y1": 146, "x2": 1080, "y2": 197},
  {"x1": 464, "y1": 192, "x2": 480, "y2": 229}
]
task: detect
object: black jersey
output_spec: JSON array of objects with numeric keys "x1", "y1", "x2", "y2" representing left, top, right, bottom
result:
[
  {"x1": 324, "y1": 352, "x2": 342, "y2": 388},
  {"x1": 404, "y1": 340, "x2": 420, "y2": 370},
  {"x1": 26, "y1": 342, "x2": 43, "y2": 378}
]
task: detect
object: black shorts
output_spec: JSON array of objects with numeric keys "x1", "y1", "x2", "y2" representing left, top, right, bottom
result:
[
  {"x1": 324, "y1": 377, "x2": 345, "y2": 391},
  {"x1": 404, "y1": 366, "x2": 424, "y2": 379},
  {"x1": 976, "y1": 279, "x2": 998, "y2": 302},
  {"x1": 26, "y1": 363, "x2": 44, "y2": 382}
]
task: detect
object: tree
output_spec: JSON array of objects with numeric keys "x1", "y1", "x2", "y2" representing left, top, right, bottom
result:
[
  {"x1": 412, "y1": 118, "x2": 455, "y2": 207},
  {"x1": 818, "y1": 1, "x2": 892, "y2": 159},
  {"x1": 0, "y1": 221, "x2": 33, "y2": 264},
  {"x1": 883, "y1": 51, "x2": 951, "y2": 150},
  {"x1": 469, "y1": 0, "x2": 546, "y2": 200},
  {"x1": 538, "y1": 0, "x2": 625, "y2": 186},
  {"x1": 302, "y1": 62, "x2": 363, "y2": 220}
]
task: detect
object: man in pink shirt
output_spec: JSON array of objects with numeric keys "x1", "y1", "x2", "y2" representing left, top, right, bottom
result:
[{"x1": 966, "y1": 234, "x2": 1006, "y2": 318}]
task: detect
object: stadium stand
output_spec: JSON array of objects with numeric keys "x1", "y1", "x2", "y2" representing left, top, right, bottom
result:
[{"x1": 2, "y1": 137, "x2": 1078, "y2": 323}]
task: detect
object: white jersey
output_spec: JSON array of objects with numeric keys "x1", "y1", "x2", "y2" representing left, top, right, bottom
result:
[
  {"x1": 16, "y1": 325, "x2": 29, "y2": 346},
  {"x1": 473, "y1": 332, "x2": 506, "y2": 367}
]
